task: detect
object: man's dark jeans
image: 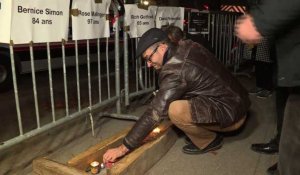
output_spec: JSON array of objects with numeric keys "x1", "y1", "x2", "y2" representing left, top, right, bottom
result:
[
  {"x1": 279, "y1": 90, "x2": 300, "y2": 175},
  {"x1": 274, "y1": 87, "x2": 290, "y2": 143}
]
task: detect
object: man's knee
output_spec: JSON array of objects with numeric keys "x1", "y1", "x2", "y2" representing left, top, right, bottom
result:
[{"x1": 168, "y1": 100, "x2": 190, "y2": 123}]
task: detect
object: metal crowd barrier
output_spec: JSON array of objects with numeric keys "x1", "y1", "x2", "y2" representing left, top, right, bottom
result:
[
  {"x1": 0, "y1": 2, "x2": 122, "y2": 151},
  {"x1": 195, "y1": 11, "x2": 244, "y2": 73},
  {"x1": 122, "y1": 35, "x2": 156, "y2": 107},
  {"x1": 210, "y1": 12, "x2": 244, "y2": 73}
]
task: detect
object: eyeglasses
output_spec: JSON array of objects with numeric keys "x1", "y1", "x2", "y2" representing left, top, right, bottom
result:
[{"x1": 144, "y1": 46, "x2": 159, "y2": 63}]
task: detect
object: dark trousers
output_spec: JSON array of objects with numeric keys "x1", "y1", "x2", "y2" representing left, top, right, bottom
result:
[
  {"x1": 255, "y1": 61, "x2": 274, "y2": 91},
  {"x1": 274, "y1": 87, "x2": 289, "y2": 143},
  {"x1": 279, "y1": 90, "x2": 300, "y2": 175}
]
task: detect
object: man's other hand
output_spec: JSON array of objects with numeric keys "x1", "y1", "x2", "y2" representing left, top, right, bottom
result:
[
  {"x1": 235, "y1": 14, "x2": 263, "y2": 44},
  {"x1": 103, "y1": 144, "x2": 129, "y2": 163}
]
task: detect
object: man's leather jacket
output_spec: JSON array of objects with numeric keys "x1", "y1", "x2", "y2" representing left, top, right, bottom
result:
[{"x1": 123, "y1": 40, "x2": 250, "y2": 150}]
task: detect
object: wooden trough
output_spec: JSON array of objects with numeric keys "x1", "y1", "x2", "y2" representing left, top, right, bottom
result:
[{"x1": 33, "y1": 121, "x2": 178, "y2": 175}]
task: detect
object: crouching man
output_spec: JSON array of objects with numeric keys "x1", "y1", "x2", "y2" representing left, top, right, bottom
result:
[{"x1": 103, "y1": 28, "x2": 250, "y2": 163}]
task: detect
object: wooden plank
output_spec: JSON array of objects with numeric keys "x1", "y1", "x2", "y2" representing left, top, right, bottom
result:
[
  {"x1": 67, "y1": 121, "x2": 176, "y2": 175},
  {"x1": 67, "y1": 127, "x2": 132, "y2": 171},
  {"x1": 33, "y1": 158, "x2": 88, "y2": 175},
  {"x1": 107, "y1": 121, "x2": 178, "y2": 175}
]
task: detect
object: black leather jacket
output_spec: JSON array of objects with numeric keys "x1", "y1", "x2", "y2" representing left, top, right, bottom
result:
[{"x1": 123, "y1": 40, "x2": 250, "y2": 150}]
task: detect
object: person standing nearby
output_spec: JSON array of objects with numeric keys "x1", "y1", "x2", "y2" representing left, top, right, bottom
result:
[
  {"x1": 235, "y1": 0, "x2": 300, "y2": 174},
  {"x1": 248, "y1": 38, "x2": 275, "y2": 98}
]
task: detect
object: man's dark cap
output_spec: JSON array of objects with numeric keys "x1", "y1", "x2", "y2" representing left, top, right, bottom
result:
[{"x1": 136, "y1": 28, "x2": 168, "y2": 58}]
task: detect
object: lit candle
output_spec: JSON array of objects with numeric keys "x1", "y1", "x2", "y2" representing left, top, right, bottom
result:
[
  {"x1": 100, "y1": 163, "x2": 105, "y2": 169},
  {"x1": 90, "y1": 161, "x2": 100, "y2": 174},
  {"x1": 152, "y1": 127, "x2": 161, "y2": 134}
]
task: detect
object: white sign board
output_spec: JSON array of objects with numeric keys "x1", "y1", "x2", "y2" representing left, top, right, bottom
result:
[
  {"x1": 10, "y1": 0, "x2": 70, "y2": 44},
  {"x1": 124, "y1": 4, "x2": 155, "y2": 38},
  {"x1": 0, "y1": 0, "x2": 12, "y2": 43},
  {"x1": 71, "y1": 0, "x2": 111, "y2": 40},
  {"x1": 150, "y1": 6, "x2": 184, "y2": 30}
]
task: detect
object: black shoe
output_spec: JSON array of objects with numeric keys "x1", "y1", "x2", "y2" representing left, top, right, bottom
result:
[
  {"x1": 182, "y1": 135, "x2": 223, "y2": 154},
  {"x1": 267, "y1": 163, "x2": 278, "y2": 175},
  {"x1": 184, "y1": 136, "x2": 192, "y2": 144},
  {"x1": 251, "y1": 139, "x2": 279, "y2": 154}
]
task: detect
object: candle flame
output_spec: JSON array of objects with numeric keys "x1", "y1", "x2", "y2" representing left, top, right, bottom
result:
[
  {"x1": 152, "y1": 127, "x2": 161, "y2": 134},
  {"x1": 90, "y1": 161, "x2": 100, "y2": 167}
]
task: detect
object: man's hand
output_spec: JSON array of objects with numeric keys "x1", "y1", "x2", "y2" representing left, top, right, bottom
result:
[
  {"x1": 103, "y1": 144, "x2": 129, "y2": 163},
  {"x1": 235, "y1": 14, "x2": 263, "y2": 44}
]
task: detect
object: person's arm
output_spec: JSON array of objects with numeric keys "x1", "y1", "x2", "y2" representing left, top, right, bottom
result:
[
  {"x1": 250, "y1": 0, "x2": 300, "y2": 37},
  {"x1": 103, "y1": 68, "x2": 186, "y2": 162},
  {"x1": 123, "y1": 69, "x2": 187, "y2": 149},
  {"x1": 235, "y1": 0, "x2": 300, "y2": 43}
]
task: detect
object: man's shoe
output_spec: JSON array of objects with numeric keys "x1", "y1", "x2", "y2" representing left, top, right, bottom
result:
[
  {"x1": 267, "y1": 163, "x2": 278, "y2": 175},
  {"x1": 184, "y1": 136, "x2": 192, "y2": 144},
  {"x1": 182, "y1": 135, "x2": 223, "y2": 154},
  {"x1": 251, "y1": 139, "x2": 278, "y2": 154}
]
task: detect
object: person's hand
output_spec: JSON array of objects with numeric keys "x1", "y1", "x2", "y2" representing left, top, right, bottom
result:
[
  {"x1": 235, "y1": 14, "x2": 263, "y2": 44},
  {"x1": 103, "y1": 144, "x2": 129, "y2": 163}
]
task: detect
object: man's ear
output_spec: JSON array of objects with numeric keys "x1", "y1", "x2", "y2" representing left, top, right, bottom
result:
[{"x1": 158, "y1": 44, "x2": 167, "y2": 53}]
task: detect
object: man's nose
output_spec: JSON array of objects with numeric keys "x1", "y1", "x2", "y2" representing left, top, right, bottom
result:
[{"x1": 147, "y1": 62, "x2": 152, "y2": 67}]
